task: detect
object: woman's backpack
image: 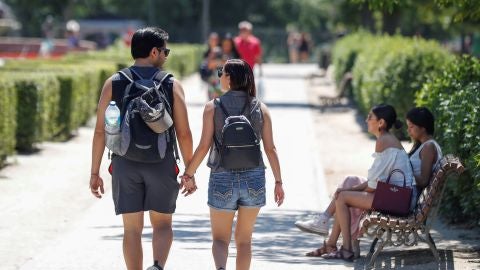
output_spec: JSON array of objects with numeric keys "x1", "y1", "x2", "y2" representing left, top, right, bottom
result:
[{"x1": 214, "y1": 98, "x2": 261, "y2": 170}]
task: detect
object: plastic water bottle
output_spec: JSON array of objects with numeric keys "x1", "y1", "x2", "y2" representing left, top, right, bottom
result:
[
  {"x1": 105, "y1": 101, "x2": 121, "y2": 153},
  {"x1": 105, "y1": 101, "x2": 120, "y2": 132}
]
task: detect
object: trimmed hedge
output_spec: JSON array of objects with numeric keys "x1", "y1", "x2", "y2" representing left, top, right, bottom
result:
[
  {"x1": 0, "y1": 42, "x2": 202, "y2": 155},
  {"x1": 416, "y1": 56, "x2": 480, "y2": 224},
  {"x1": 4, "y1": 73, "x2": 61, "y2": 152},
  {"x1": 331, "y1": 31, "x2": 374, "y2": 90},
  {"x1": 0, "y1": 77, "x2": 17, "y2": 166},
  {"x1": 351, "y1": 36, "x2": 452, "y2": 122}
]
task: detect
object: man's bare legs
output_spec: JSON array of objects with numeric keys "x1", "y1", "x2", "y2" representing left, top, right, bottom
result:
[
  {"x1": 150, "y1": 211, "x2": 174, "y2": 269},
  {"x1": 122, "y1": 212, "x2": 144, "y2": 270}
]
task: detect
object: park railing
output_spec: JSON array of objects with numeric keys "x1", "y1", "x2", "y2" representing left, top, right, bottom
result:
[{"x1": 0, "y1": 43, "x2": 203, "y2": 167}]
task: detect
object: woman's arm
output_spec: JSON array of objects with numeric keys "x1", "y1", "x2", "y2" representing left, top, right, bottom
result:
[
  {"x1": 415, "y1": 142, "x2": 438, "y2": 188},
  {"x1": 261, "y1": 103, "x2": 282, "y2": 183},
  {"x1": 183, "y1": 101, "x2": 215, "y2": 177},
  {"x1": 261, "y1": 103, "x2": 285, "y2": 206}
]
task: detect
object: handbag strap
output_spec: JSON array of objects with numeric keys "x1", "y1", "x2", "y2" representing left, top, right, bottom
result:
[{"x1": 386, "y1": 169, "x2": 406, "y2": 187}]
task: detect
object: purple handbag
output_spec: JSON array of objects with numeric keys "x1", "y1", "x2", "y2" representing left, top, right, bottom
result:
[{"x1": 372, "y1": 169, "x2": 412, "y2": 216}]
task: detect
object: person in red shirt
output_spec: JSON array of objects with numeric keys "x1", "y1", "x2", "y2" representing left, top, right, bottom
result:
[{"x1": 234, "y1": 21, "x2": 262, "y2": 69}]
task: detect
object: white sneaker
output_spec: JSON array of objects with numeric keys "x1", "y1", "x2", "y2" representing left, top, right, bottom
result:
[{"x1": 295, "y1": 213, "x2": 330, "y2": 235}]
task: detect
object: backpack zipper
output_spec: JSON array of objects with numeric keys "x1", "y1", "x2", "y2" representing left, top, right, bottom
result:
[{"x1": 226, "y1": 144, "x2": 257, "y2": 148}]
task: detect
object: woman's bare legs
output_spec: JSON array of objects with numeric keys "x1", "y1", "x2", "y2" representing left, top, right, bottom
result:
[
  {"x1": 335, "y1": 191, "x2": 374, "y2": 251},
  {"x1": 235, "y1": 207, "x2": 261, "y2": 270},
  {"x1": 210, "y1": 208, "x2": 235, "y2": 269}
]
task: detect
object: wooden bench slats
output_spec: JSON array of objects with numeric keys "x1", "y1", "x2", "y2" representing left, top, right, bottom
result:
[{"x1": 359, "y1": 155, "x2": 464, "y2": 267}]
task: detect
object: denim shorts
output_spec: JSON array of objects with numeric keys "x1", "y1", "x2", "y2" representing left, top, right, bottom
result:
[{"x1": 208, "y1": 168, "x2": 266, "y2": 211}]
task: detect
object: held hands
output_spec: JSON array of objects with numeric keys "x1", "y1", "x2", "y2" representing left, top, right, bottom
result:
[
  {"x1": 90, "y1": 174, "x2": 105, "y2": 198},
  {"x1": 274, "y1": 182, "x2": 285, "y2": 206},
  {"x1": 179, "y1": 174, "x2": 197, "y2": 197}
]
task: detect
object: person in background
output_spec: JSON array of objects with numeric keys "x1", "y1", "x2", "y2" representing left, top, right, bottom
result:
[
  {"x1": 201, "y1": 32, "x2": 223, "y2": 100},
  {"x1": 234, "y1": 21, "x2": 262, "y2": 69},
  {"x1": 221, "y1": 33, "x2": 240, "y2": 62}
]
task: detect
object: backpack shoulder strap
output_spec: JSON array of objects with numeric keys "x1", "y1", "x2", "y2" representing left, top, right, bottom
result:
[
  {"x1": 215, "y1": 98, "x2": 230, "y2": 117},
  {"x1": 118, "y1": 68, "x2": 134, "y2": 83},
  {"x1": 129, "y1": 68, "x2": 145, "y2": 80},
  {"x1": 154, "y1": 70, "x2": 172, "y2": 83}
]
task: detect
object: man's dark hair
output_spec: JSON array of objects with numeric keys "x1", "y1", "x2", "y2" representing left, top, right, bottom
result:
[{"x1": 131, "y1": 27, "x2": 169, "y2": 59}]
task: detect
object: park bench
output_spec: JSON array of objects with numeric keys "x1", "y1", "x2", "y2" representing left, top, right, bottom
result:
[
  {"x1": 317, "y1": 72, "x2": 352, "y2": 106},
  {"x1": 358, "y1": 154, "x2": 464, "y2": 268}
]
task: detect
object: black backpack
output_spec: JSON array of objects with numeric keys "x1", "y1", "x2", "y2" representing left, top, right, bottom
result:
[
  {"x1": 114, "y1": 68, "x2": 179, "y2": 163},
  {"x1": 214, "y1": 98, "x2": 261, "y2": 170}
]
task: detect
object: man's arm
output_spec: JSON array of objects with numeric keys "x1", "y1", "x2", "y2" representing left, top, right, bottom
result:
[
  {"x1": 172, "y1": 79, "x2": 193, "y2": 167},
  {"x1": 89, "y1": 77, "x2": 113, "y2": 198}
]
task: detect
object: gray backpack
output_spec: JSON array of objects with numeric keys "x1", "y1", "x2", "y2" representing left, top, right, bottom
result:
[{"x1": 110, "y1": 68, "x2": 179, "y2": 163}]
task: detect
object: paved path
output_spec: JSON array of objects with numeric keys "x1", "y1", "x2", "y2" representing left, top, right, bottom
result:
[{"x1": 1, "y1": 64, "x2": 478, "y2": 270}]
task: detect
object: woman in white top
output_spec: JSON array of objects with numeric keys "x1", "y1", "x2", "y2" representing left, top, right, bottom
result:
[
  {"x1": 324, "y1": 104, "x2": 414, "y2": 261},
  {"x1": 406, "y1": 107, "x2": 443, "y2": 206}
]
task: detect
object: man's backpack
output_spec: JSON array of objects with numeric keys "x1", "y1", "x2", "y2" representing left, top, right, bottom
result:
[
  {"x1": 214, "y1": 98, "x2": 261, "y2": 170},
  {"x1": 111, "y1": 67, "x2": 179, "y2": 163}
]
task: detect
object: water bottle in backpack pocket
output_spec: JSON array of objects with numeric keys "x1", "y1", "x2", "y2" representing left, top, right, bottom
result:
[{"x1": 105, "y1": 101, "x2": 123, "y2": 154}]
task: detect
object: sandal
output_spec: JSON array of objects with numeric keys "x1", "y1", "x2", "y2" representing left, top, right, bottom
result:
[
  {"x1": 322, "y1": 246, "x2": 355, "y2": 262},
  {"x1": 306, "y1": 240, "x2": 337, "y2": 257}
]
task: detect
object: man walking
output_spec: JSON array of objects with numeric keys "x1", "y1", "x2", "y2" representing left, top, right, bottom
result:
[
  {"x1": 234, "y1": 21, "x2": 263, "y2": 69},
  {"x1": 89, "y1": 27, "x2": 193, "y2": 270}
]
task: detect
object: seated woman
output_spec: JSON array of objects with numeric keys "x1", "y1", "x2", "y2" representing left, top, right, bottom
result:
[
  {"x1": 297, "y1": 106, "x2": 443, "y2": 259},
  {"x1": 323, "y1": 104, "x2": 415, "y2": 261},
  {"x1": 406, "y1": 106, "x2": 442, "y2": 205},
  {"x1": 297, "y1": 104, "x2": 415, "y2": 260}
]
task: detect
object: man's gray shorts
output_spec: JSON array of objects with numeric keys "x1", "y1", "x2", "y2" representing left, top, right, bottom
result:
[{"x1": 111, "y1": 154, "x2": 179, "y2": 215}]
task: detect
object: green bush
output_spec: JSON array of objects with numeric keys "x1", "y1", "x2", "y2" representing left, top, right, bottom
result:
[
  {"x1": 331, "y1": 31, "x2": 374, "y2": 90},
  {"x1": 0, "y1": 77, "x2": 17, "y2": 166},
  {"x1": 416, "y1": 55, "x2": 480, "y2": 225},
  {"x1": 0, "y1": 43, "x2": 203, "y2": 161},
  {"x1": 351, "y1": 36, "x2": 452, "y2": 135},
  {"x1": 5, "y1": 73, "x2": 61, "y2": 152}
]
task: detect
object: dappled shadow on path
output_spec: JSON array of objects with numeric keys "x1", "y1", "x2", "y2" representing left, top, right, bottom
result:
[
  {"x1": 355, "y1": 249, "x2": 455, "y2": 270},
  {"x1": 94, "y1": 210, "x2": 467, "y2": 268}
]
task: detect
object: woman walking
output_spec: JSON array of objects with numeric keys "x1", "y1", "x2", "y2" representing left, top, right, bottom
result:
[{"x1": 181, "y1": 59, "x2": 285, "y2": 270}]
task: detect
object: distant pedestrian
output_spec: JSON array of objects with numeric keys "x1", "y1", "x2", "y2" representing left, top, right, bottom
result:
[
  {"x1": 200, "y1": 32, "x2": 223, "y2": 99},
  {"x1": 287, "y1": 31, "x2": 300, "y2": 63},
  {"x1": 180, "y1": 59, "x2": 285, "y2": 270},
  {"x1": 298, "y1": 32, "x2": 312, "y2": 63},
  {"x1": 234, "y1": 21, "x2": 262, "y2": 69},
  {"x1": 220, "y1": 33, "x2": 240, "y2": 62},
  {"x1": 89, "y1": 27, "x2": 194, "y2": 270}
]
